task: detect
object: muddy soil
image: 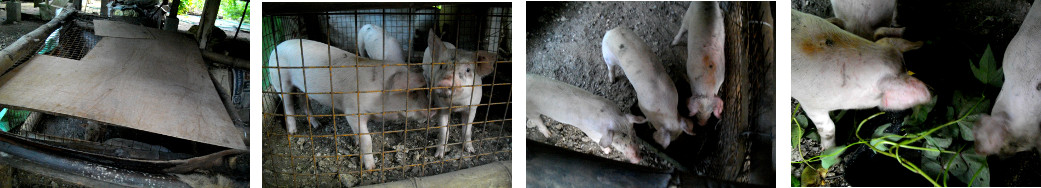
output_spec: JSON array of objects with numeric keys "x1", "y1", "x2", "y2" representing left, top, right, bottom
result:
[{"x1": 791, "y1": 0, "x2": 1040, "y2": 186}]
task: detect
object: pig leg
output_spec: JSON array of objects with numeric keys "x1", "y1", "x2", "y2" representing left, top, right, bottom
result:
[
  {"x1": 280, "y1": 80, "x2": 299, "y2": 134},
  {"x1": 463, "y1": 106, "x2": 478, "y2": 153},
  {"x1": 303, "y1": 100, "x2": 321, "y2": 129},
  {"x1": 602, "y1": 45, "x2": 620, "y2": 81},
  {"x1": 805, "y1": 109, "x2": 837, "y2": 149},
  {"x1": 671, "y1": 19, "x2": 688, "y2": 46},
  {"x1": 347, "y1": 115, "x2": 376, "y2": 170},
  {"x1": 435, "y1": 111, "x2": 451, "y2": 158},
  {"x1": 526, "y1": 112, "x2": 551, "y2": 137}
]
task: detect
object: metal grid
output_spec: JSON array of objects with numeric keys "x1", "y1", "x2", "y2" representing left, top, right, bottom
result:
[
  {"x1": 262, "y1": 4, "x2": 512, "y2": 186},
  {"x1": 1, "y1": 14, "x2": 236, "y2": 171}
]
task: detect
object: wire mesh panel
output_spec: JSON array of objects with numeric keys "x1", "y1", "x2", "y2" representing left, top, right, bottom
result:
[{"x1": 262, "y1": 3, "x2": 512, "y2": 186}]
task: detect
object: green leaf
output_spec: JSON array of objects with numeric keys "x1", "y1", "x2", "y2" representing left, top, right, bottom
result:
[
  {"x1": 796, "y1": 114, "x2": 809, "y2": 129},
  {"x1": 969, "y1": 45, "x2": 1004, "y2": 87},
  {"x1": 922, "y1": 135, "x2": 951, "y2": 158},
  {"x1": 921, "y1": 156, "x2": 945, "y2": 181},
  {"x1": 793, "y1": 118, "x2": 804, "y2": 149},
  {"x1": 806, "y1": 131, "x2": 820, "y2": 142},
  {"x1": 821, "y1": 146, "x2": 847, "y2": 169},
  {"x1": 905, "y1": 96, "x2": 938, "y2": 126},
  {"x1": 958, "y1": 120, "x2": 976, "y2": 141},
  {"x1": 952, "y1": 153, "x2": 989, "y2": 187},
  {"x1": 792, "y1": 175, "x2": 801, "y2": 187}
]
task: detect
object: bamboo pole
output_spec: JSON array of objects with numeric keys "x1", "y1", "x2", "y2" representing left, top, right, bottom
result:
[{"x1": 0, "y1": 4, "x2": 75, "y2": 75}]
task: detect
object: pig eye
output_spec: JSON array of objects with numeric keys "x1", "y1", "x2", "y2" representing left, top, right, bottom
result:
[{"x1": 466, "y1": 68, "x2": 471, "y2": 73}]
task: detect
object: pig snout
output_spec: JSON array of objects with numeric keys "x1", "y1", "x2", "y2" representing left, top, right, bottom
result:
[
  {"x1": 689, "y1": 96, "x2": 724, "y2": 126},
  {"x1": 974, "y1": 114, "x2": 1009, "y2": 155},
  {"x1": 879, "y1": 76, "x2": 931, "y2": 110},
  {"x1": 434, "y1": 74, "x2": 457, "y2": 96},
  {"x1": 621, "y1": 144, "x2": 641, "y2": 164}
]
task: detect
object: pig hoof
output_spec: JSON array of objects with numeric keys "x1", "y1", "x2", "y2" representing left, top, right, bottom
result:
[
  {"x1": 435, "y1": 146, "x2": 446, "y2": 158},
  {"x1": 362, "y1": 155, "x2": 376, "y2": 170},
  {"x1": 464, "y1": 143, "x2": 475, "y2": 153},
  {"x1": 308, "y1": 118, "x2": 320, "y2": 129},
  {"x1": 602, "y1": 147, "x2": 612, "y2": 154}
]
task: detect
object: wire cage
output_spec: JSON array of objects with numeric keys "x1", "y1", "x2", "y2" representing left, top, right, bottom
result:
[
  {"x1": 262, "y1": 3, "x2": 512, "y2": 186},
  {"x1": 0, "y1": 11, "x2": 248, "y2": 185}
]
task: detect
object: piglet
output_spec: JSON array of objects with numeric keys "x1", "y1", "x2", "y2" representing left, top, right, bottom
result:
[
  {"x1": 268, "y1": 39, "x2": 432, "y2": 170},
  {"x1": 603, "y1": 27, "x2": 694, "y2": 148},
  {"x1": 671, "y1": 1, "x2": 726, "y2": 126},
  {"x1": 358, "y1": 24, "x2": 407, "y2": 63},
  {"x1": 422, "y1": 30, "x2": 497, "y2": 157},
  {"x1": 527, "y1": 74, "x2": 646, "y2": 163},
  {"x1": 791, "y1": 10, "x2": 930, "y2": 150},
  {"x1": 975, "y1": 0, "x2": 1041, "y2": 156},
  {"x1": 830, "y1": 0, "x2": 904, "y2": 40}
]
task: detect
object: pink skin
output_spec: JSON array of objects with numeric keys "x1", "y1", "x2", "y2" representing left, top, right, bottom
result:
[
  {"x1": 673, "y1": 2, "x2": 726, "y2": 127},
  {"x1": 422, "y1": 29, "x2": 497, "y2": 158},
  {"x1": 268, "y1": 39, "x2": 433, "y2": 170}
]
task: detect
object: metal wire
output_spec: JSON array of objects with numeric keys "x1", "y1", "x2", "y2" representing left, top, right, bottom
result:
[{"x1": 262, "y1": 4, "x2": 512, "y2": 186}]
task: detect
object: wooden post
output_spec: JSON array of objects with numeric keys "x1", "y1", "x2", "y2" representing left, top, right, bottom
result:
[
  {"x1": 197, "y1": 0, "x2": 221, "y2": 49},
  {"x1": 4, "y1": 0, "x2": 21, "y2": 24},
  {"x1": 164, "y1": 0, "x2": 180, "y2": 31},
  {"x1": 100, "y1": 0, "x2": 108, "y2": 16}
]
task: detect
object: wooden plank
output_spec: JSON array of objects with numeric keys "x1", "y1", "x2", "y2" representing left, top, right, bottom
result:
[
  {"x1": 92, "y1": 20, "x2": 155, "y2": 39},
  {"x1": 0, "y1": 29, "x2": 244, "y2": 150}
]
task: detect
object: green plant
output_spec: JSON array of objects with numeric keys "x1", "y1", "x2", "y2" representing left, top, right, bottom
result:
[{"x1": 176, "y1": 0, "x2": 250, "y2": 24}]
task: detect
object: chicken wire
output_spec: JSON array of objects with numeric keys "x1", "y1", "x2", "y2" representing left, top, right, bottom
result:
[
  {"x1": 0, "y1": 14, "x2": 234, "y2": 171},
  {"x1": 262, "y1": 4, "x2": 512, "y2": 186}
]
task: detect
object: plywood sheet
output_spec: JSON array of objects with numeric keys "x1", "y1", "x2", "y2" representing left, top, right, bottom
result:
[
  {"x1": 92, "y1": 20, "x2": 155, "y2": 39},
  {"x1": 0, "y1": 28, "x2": 244, "y2": 150}
]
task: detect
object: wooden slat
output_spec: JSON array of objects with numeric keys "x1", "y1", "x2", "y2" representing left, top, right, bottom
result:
[
  {"x1": 0, "y1": 28, "x2": 244, "y2": 150},
  {"x1": 93, "y1": 20, "x2": 155, "y2": 39}
]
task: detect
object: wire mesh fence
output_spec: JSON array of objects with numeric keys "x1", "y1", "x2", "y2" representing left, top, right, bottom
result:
[{"x1": 262, "y1": 3, "x2": 512, "y2": 186}]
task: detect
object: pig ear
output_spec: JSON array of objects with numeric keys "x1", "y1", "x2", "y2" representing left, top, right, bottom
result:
[
  {"x1": 682, "y1": 117, "x2": 695, "y2": 135},
  {"x1": 626, "y1": 114, "x2": 647, "y2": 124},
  {"x1": 388, "y1": 72, "x2": 424, "y2": 90},
  {"x1": 428, "y1": 29, "x2": 447, "y2": 58},
  {"x1": 713, "y1": 97, "x2": 724, "y2": 118},
  {"x1": 876, "y1": 38, "x2": 924, "y2": 53},
  {"x1": 826, "y1": 17, "x2": 845, "y2": 29},
  {"x1": 475, "y1": 51, "x2": 497, "y2": 76}
]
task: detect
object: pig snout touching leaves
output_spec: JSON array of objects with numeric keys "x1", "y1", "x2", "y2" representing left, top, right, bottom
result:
[
  {"x1": 974, "y1": 0, "x2": 1041, "y2": 156},
  {"x1": 671, "y1": 1, "x2": 726, "y2": 126},
  {"x1": 358, "y1": 24, "x2": 407, "y2": 63},
  {"x1": 829, "y1": 0, "x2": 904, "y2": 40},
  {"x1": 421, "y1": 29, "x2": 497, "y2": 157},
  {"x1": 527, "y1": 75, "x2": 646, "y2": 163},
  {"x1": 268, "y1": 39, "x2": 433, "y2": 170},
  {"x1": 602, "y1": 27, "x2": 694, "y2": 148},
  {"x1": 791, "y1": 10, "x2": 931, "y2": 150}
]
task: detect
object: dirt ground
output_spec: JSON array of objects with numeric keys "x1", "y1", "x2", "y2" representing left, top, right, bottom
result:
[
  {"x1": 0, "y1": 16, "x2": 45, "y2": 50},
  {"x1": 526, "y1": 2, "x2": 776, "y2": 184},
  {"x1": 791, "y1": 0, "x2": 1040, "y2": 186}
]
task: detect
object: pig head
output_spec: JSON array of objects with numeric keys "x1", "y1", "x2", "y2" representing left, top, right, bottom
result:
[
  {"x1": 975, "y1": 0, "x2": 1041, "y2": 156},
  {"x1": 791, "y1": 10, "x2": 930, "y2": 150}
]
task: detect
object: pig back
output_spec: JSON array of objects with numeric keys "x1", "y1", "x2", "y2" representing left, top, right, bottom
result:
[
  {"x1": 527, "y1": 75, "x2": 629, "y2": 131},
  {"x1": 685, "y1": 1, "x2": 726, "y2": 96},
  {"x1": 992, "y1": 0, "x2": 1041, "y2": 143},
  {"x1": 791, "y1": 10, "x2": 906, "y2": 110},
  {"x1": 602, "y1": 28, "x2": 680, "y2": 117}
]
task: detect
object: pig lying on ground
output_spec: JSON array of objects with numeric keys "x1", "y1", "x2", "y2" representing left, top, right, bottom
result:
[
  {"x1": 829, "y1": 0, "x2": 904, "y2": 40},
  {"x1": 671, "y1": 1, "x2": 726, "y2": 126},
  {"x1": 268, "y1": 39, "x2": 432, "y2": 170},
  {"x1": 358, "y1": 24, "x2": 407, "y2": 63},
  {"x1": 603, "y1": 27, "x2": 694, "y2": 148},
  {"x1": 791, "y1": 10, "x2": 930, "y2": 150},
  {"x1": 975, "y1": 0, "x2": 1041, "y2": 156},
  {"x1": 527, "y1": 74, "x2": 646, "y2": 163},
  {"x1": 422, "y1": 30, "x2": 497, "y2": 158}
]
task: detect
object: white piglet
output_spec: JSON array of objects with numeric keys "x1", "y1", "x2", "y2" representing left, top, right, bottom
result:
[
  {"x1": 527, "y1": 74, "x2": 646, "y2": 163},
  {"x1": 268, "y1": 39, "x2": 432, "y2": 170},
  {"x1": 358, "y1": 24, "x2": 407, "y2": 63},
  {"x1": 974, "y1": 0, "x2": 1041, "y2": 156},
  {"x1": 792, "y1": 10, "x2": 930, "y2": 150},
  {"x1": 603, "y1": 27, "x2": 694, "y2": 148},
  {"x1": 671, "y1": 1, "x2": 726, "y2": 126},
  {"x1": 422, "y1": 30, "x2": 497, "y2": 157}
]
